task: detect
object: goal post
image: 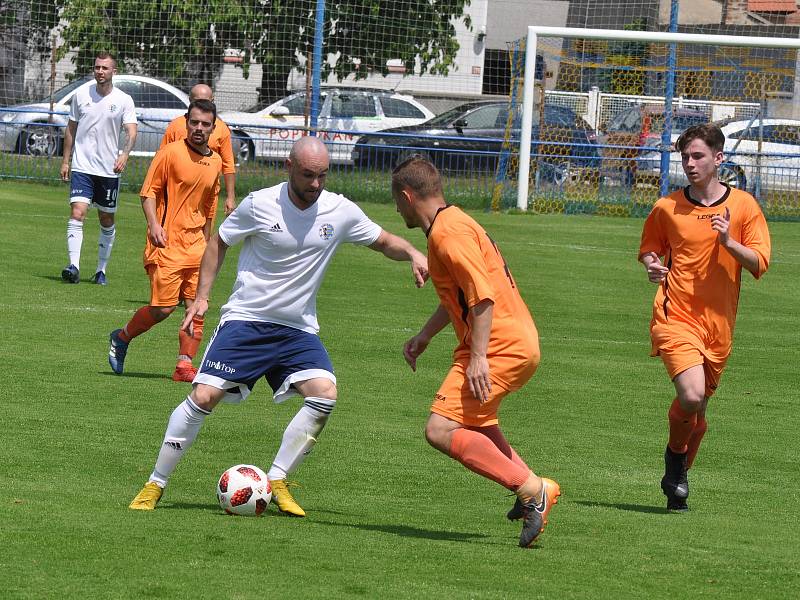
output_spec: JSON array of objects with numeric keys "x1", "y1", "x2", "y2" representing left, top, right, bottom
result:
[{"x1": 516, "y1": 26, "x2": 800, "y2": 211}]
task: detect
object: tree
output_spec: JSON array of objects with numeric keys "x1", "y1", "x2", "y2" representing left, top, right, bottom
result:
[{"x1": 54, "y1": 0, "x2": 471, "y2": 107}]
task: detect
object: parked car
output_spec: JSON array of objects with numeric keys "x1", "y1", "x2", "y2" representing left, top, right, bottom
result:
[
  {"x1": 639, "y1": 118, "x2": 800, "y2": 193},
  {"x1": 220, "y1": 88, "x2": 434, "y2": 164},
  {"x1": 0, "y1": 75, "x2": 189, "y2": 157},
  {"x1": 598, "y1": 104, "x2": 709, "y2": 184},
  {"x1": 352, "y1": 101, "x2": 600, "y2": 180}
]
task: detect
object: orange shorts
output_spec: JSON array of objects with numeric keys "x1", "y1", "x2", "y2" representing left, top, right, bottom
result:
[
  {"x1": 146, "y1": 263, "x2": 199, "y2": 307},
  {"x1": 657, "y1": 340, "x2": 726, "y2": 398},
  {"x1": 431, "y1": 361, "x2": 520, "y2": 427}
]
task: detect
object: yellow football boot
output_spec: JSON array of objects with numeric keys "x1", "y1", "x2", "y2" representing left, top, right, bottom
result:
[
  {"x1": 269, "y1": 479, "x2": 305, "y2": 517},
  {"x1": 129, "y1": 482, "x2": 163, "y2": 510}
]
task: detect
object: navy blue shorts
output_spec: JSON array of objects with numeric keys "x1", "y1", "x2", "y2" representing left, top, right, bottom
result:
[
  {"x1": 194, "y1": 320, "x2": 336, "y2": 403},
  {"x1": 69, "y1": 171, "x2": 120, "y2": 213}
]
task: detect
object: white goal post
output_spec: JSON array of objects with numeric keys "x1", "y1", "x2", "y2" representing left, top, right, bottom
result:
[{"x1": 517, "y1": 26, "x2": 800, "y2": 210}]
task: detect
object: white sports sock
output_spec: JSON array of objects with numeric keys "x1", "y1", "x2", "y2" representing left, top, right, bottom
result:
[
  {"x1": 149, "y1": 397, "x2": 210, "y2": 487},
  {"x1": 268, "y1": 397, "x2": 336, "y2": 480},
  {"x1": 66, "y1": 218, "x2": 83, "y2": 268},
  {"x1": 97, "y1": 224, "x2": 115, "y2": 274}
]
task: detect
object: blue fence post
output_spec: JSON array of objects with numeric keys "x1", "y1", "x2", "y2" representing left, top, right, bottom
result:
[
  {"x1": 310, "y1": 0, "x2": 326, "y2": 134},
  {"x1": 660, "y1": 0, "x2": 679, "y2": 197}
]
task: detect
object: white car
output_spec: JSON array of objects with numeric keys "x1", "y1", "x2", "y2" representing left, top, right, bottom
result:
[
  {"x1": 640, "y1": 118, "x2": 800, "y2": 194},
  {"x1": 220, "y1": 88, "x2": 435, "y2": 164},
  {"x1": 0, "y1": 75, "x2": 189, "y2": 157}
]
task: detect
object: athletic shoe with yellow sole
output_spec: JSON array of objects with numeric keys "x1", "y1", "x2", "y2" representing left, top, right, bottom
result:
[
  {"x1": 519, "y1": 478, "x2": 561, "y2": 548},
  {"x1": 269, "y1": 479, "x2": 305, "y2": 517},
  {"x1": 129, "y1": 482, "x2": 163, "y2": 510}
]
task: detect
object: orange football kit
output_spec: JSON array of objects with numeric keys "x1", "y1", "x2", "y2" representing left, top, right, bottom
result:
[
  {"x1": 639, "y1": 186, "x2": 771, "y2": 396},
  {"x1": 140, "y1": 140, "x2": 222, "y2": 306},
  {"x1": 427, "y1": 206, "x2": 540, "y2": 427},
  {"x1": 161, "y1": 115, "x2": 236, "y2": 177}
]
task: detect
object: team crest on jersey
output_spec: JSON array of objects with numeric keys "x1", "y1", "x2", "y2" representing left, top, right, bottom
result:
[
  {"x1": 109, "y1": 104, "x2": 117, "y2": 113},
  {"x1": 319, "y1": 223, "x2": 334, "y2": 240}
]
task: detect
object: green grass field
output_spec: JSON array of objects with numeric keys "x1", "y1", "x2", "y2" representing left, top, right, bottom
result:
[{"x1": 1, "y1": 180, "x2": 798, "y2": 599}]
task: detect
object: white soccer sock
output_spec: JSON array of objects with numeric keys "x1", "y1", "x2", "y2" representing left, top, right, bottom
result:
[
  {"x1": 66, "y1": 218, "x2": 83, "y2": 268},
  {"x1": 149, "y1": 397, "x2": 210, "y2": 487},
  {"x1": 97, "y1": 224, "x2": 116, "y2": 273},
  {"x1": 268, "y1": 397, "x2": 336, "y2": 480}
]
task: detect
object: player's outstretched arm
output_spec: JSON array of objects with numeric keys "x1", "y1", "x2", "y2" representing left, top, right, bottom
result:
[
  {"x1": 403, "y1": 304, "x2": 450, "y2": 371},
  {"x1": 182, "y1": 233, "x2": 229, "y2": 331},
  {"x1": 368, "y1": 229, "x2": 429, "y2": 288}
]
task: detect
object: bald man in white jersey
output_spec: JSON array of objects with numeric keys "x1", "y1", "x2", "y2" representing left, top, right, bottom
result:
[{"x1": 130, "y1": 136, "x2": 428, "y2": 515}]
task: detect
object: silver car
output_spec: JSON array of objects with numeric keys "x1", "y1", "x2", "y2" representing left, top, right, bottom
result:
[
  {"x1": 0, "y1": 74, "x2": 189, "y2": 157},
  {"x1": 220, "y1": 88, "x2": 435, "y2": 165}
]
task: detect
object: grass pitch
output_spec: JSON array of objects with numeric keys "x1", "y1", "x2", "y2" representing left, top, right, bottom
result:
[{"x1": 1, "y1": 180, "x2": 798, "y2": 599}]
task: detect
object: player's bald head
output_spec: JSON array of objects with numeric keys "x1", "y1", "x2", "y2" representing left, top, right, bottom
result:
[
  {"x1": 289, "y1": 136, "x2": 329, "y2": 166},
  {"x1": 189, "y1": 84, "x2": 214, "y2": 102}
]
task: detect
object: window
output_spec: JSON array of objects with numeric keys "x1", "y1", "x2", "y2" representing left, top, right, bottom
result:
[
  {"x1": 608, "y1": 108, "x2": 642, "y2": 133},
  {"x1": 281, "y1": 94, "x2": 308, "y2": 116},
  {"x1": 380, "y1": 97, "x2": 426, "y2": 119},
  {"x1": 150, "y1": 86, "x2": 186, "y2": 110},
  {"x1": 114, "y1": 80, "x2": 144, "y2": 107},
  {"x1": 329, "y1": 93, "x2": 376, "y2": 118},
  {"x1": 461, "y1": 105, "x2": 504, "y2": 129}
]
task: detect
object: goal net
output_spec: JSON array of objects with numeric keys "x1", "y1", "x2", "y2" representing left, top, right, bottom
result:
[{"x1": 493, "y1": 26, "x2": 800, "y2": 220}]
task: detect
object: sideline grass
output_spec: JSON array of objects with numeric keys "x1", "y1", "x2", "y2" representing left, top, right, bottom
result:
[{"x1": 1, "y1": 181, "x2": 798, "y2": 599}]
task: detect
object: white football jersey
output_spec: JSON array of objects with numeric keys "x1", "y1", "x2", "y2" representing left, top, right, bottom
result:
[
  {"x1": 69, "y1": 83, "x2": 137, "y2": 178},
  {"x1": 217, "y1": 183, "x2": 382, "y2": 333}
]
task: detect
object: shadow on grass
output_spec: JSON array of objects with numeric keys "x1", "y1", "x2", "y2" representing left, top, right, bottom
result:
[
  {"x1": 99, "y1": 371, "x2": 173, "y2": 380},
  {"x1": 574, "y1": 500, "x2": 667, "y2": 514},
  {"x1": 314, "y1": 518, "x2": 489, "y2": 542}
]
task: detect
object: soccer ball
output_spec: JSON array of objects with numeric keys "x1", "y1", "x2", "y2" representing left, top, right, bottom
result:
[{"x1": 217, "y1": 464, "x2": 272, "y2": 516}]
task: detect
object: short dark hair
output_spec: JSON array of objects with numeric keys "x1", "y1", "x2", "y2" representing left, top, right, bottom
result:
[
  {"x1": 676, "y1": 123, "x2": 725, "y2": 153},
  {"x1": 391, "y1": 154, "x2": 443, "y2": 199},
  {"x1": 187, "y1": 98, "x2": 217, "y2": 123},
  {"x1": 95, "y1": 52, "x2": 116, "y2": 68}
]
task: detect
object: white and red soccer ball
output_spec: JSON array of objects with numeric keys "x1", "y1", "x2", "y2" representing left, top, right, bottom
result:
[{"x1": 217, "y1": 464, "x2": 272, "y2": 516}]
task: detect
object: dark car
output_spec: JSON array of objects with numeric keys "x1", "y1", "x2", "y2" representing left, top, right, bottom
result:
[
  {"x1": 352, "y1": 101, "x2": 600, "y2": 178},
  {"x1": 597, "y1": 104, "x2": 709, "y2": 184}
]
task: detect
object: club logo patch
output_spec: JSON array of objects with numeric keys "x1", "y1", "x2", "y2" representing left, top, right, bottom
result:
[
  {"x1": 109, "y1": 104, "x2": 117, "y2": 113},
  {"x1": 319, "y1": 223, "x2": 334, "y2": 240}
]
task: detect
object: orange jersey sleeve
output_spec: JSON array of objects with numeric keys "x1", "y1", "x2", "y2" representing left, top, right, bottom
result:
[
  {"x1": 428, "y1": 206, "x2": 539, "y2": 390},
  {"x1": 210, "y1": 119, "x2": 236, "y2": 175},
  {"x1": 141, "y1": 141, "x2": 223, "y2": 268},
  {"x1": 160, "y1": 116, "x2": 185, "y2": 149},
  {"x1": 639, "y1": 186, "x2": 771, "y2": 361}
]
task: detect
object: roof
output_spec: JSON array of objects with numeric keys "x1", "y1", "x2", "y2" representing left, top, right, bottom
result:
[{"x1": 748, "y1": 0, "x2": 798, "y2": 12}]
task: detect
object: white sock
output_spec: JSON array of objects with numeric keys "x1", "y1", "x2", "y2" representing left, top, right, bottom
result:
[
  {"x1": 268, "y1": 397, "x2": 336, "y2": 480},
  {"x1": 67, "y1": 218, "x2": 83, "y2": 268},
  {"x1": 149, "y1": 397, "x2": 210, "y2": 487},
  {"x1": 97, "y1": 224, "x2": 115, "y2": 273}
]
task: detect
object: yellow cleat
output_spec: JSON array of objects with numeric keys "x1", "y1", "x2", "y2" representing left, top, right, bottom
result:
[
  {"x1": 269, "y1": 479, "x2": 305, "y2": 517},
  {"x1": 129, "y1": 482, "x2": 163, "y2": 510}
]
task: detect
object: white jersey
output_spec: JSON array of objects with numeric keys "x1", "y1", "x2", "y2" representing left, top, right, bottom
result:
[
  {"x1": 69, "y1": 83, "x2": 137, "y2": 178},
  {"x1": 217, "y1": 183, "x2": 382, "y2": 333}
]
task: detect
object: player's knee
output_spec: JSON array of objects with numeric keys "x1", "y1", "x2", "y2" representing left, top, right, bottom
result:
[
  {"x1": 299, "y1": 379, "x2": 337, "y2": 401},
  {"x1": 190, "y1": 384, "x2": 223, "y2": 412},
  {"x1": 424, "y1": 420, "x2": 448, "y2": 452},
  {"x1": 678, "y1": 392, "x2": 704, "y2": 413},
  {"x1": 150, "y1": 305, "x2": 176, "y2": 322},
  {"x1": 98, "y1": 212, "x2": 115, "y2": 227},
  {"x1": 70, "y1": 205, "x2": 87, "y2": 221}
]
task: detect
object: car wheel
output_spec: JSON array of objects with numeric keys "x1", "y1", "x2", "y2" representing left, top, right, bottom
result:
[
  {"x1": 233, "y1": 132, "x2": 255, "y2": 164},
  {"x1": 19, "y1": 124, "x2": 59, "y2": 157},
  {"x1": 719, "y1": 162, "x2": 746, "y2": 190}
]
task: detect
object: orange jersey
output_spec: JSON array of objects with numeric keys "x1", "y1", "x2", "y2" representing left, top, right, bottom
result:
[
  {"x1": 161, "y1": 115, "x2": 236, "y2": 175},
  {"x1": 427, "y1": 206, "x2": 539, "y2": 390},
  {"x1": 639, "y1": 186, "x2": 770, "y2": 361},
  {"x1": 140, "y1": 140, "x2": 222, "y2": 268}
]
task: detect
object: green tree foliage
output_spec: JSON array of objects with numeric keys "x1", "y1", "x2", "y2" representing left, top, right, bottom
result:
[{"x1": 54, "y1": 0, "x2": 471, "y2": 106}]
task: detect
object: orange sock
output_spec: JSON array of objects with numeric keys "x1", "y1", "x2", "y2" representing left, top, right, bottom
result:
[
  {"x1": 473, "y1": 424, "x2": 530, "y2": 471},
  {"x1": 178, "y1": 315, "x2": 204, "y2": 359},
  {"x1": 449, "y1": 428, "x2": 530, "y2": 491},
  {"x1": 668, "y1": 397, "x2": 697, "y2": 454},
  {"x1": 121, "y1": 306, "x2": 158, "y2": 343},
  {"x1": 686, "y1": 416, "x2": 707, "y2": 469}
]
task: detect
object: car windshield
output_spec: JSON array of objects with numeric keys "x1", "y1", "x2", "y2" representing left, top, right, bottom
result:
[
  {"x1": 426, "y1": 105, "x2": 490, "y2": 126},
  {"x1": 39, "y1": 77, "x2": 91, "y2": 103}
]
